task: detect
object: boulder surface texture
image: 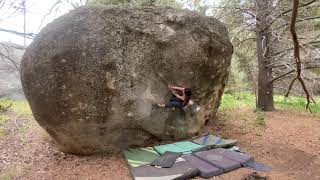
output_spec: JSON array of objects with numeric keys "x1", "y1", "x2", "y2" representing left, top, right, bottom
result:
[{"x1": 21, "y1": 6, "x2": 233, "y2": 154}]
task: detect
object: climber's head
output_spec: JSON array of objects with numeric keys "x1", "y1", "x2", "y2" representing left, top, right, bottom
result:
[{"x1": 184, "y1": 88, "x2": 192, "y2": 97}]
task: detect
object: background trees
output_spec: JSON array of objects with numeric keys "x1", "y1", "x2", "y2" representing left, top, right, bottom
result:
[
  {"x1": 0, "y1": 0, "x2": 319, "y2": 110},
  {"x1": 210, "y1": 0, "x2": 320, "y2": 111}
]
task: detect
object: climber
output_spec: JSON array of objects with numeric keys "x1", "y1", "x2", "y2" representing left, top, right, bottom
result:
[{"x1": 157, "y1": 85, "x2": 192, "y2": 109}]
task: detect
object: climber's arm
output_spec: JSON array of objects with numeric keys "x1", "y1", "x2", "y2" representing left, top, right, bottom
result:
[
  {"x1": 168, "y1": 85, "x2": 185, "y2": 101},
  {"x1": 170, "y1": 86, "x2": 185, "y2": 91},
  {"x1": 172, "y1": 90, "x2": 186, "y2": 101}
]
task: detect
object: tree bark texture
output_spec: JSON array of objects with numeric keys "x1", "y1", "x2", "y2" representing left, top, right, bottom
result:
[{"x1": 256, "y1": 0, "x2": 275, "y2": 111}]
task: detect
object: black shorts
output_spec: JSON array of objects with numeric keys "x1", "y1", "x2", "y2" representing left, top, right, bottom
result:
[{"x1": 165, "y1": 96, "x2": 184, "y2": 108}]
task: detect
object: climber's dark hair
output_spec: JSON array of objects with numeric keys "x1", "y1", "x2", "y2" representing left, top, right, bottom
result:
[{"x1": 184, "y1": 88, "x2": 192, "y2": 97}]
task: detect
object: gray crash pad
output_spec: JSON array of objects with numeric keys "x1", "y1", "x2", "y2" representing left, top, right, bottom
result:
[
  {"x1": 182, "y1": 154, "x2": 223, "y2": 178},
  {"x1": 192, "y1": 135, "x2": 237, "y2": 148},
  {"x1": 193, "y1": 149, "x2": 241, "y2": 172},
  {"x1": 151, "y1": 151, "x2": 182, "y2": 168},
  {"x1": 212, "y1": 148, "x2": 254, "y2": 166},
  {"x1": 130, "y1": 158, "x2": 199, "y2": 180}
]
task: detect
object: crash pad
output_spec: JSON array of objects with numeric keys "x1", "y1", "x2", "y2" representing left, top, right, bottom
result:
[
  {"x1": 192, "y1": 135, "x2": 237, "y2": 148},
  {"x1": 154, "y1": 141, "x2": 204, "y2": 155},
  {"x1": 130, "y1": 158, "x2": 199, "y2": 180},
  {"x1": 212, "y1": 148, "x2": 254, "y2": 166},
  {"x1": 151, "y1": 151, "x2": 182, "y2": 168},
  {"x1": 123, "y1": 147, "x2": 160, "y2": 167},
  {"x1": 182, "y1": 154, "x2": 223, "y2": 178},
  {"x1": 193, "y1": 149, "x2": 241, "y2": 172}
]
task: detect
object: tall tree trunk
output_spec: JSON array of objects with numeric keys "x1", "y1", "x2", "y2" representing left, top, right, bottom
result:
[{"x1": 256, "y1": 0, "x2": 275, "y2": 111}]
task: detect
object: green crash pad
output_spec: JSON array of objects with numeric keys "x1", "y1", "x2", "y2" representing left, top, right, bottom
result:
[
  {"x1": 123, "y1": 147, "x2": 160, "y2": 167},
  {"x1": 192, "y1": 135, "x2": 237, "y2": 148},
  {"x1": 154, "y1": 141, "x2": 204, "y2": 155}
]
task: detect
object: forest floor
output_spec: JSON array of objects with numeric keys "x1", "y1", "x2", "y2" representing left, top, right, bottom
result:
[{"x1": 0, "y1": 99, "x2": 320, "y2": 180}]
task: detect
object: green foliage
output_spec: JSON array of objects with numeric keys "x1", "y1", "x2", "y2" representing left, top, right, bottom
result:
[
  {"x1": 0, "y1": 99, "x2": 32, "y2": 138},
  {"x1": 220, "y1": 92, "x2": 320, "y2": 113},
  {"x1": 220, "y1": 92, "x2": 255, "y2": 110},
  {"x1": 213, "y1": 0, "x2": 257, "y2": 94},
  {"x1": 255, "y1": 108, "x2": 265, "y2": 126},
  {"x1": 0, "y1": 100, "x2": 10, "y2": 138},
  {"x1": 0, "y1": 113, "x2": 8, "y2": 123},
  {"x1": 217, "y1": 0, "x2": 245, "y2": 25},
  {"x1": 274, "y1": 95, "x2": 320, "y2": 113},
  {"x1": 0, "y1": 99, "x2": 31, "y2": 116},
  {"x1": 0, "y1": 113, "x2": 8, "y2": 138},
  {"x1": 225, "y1": 51, "x2": 256, "y2": 93}
]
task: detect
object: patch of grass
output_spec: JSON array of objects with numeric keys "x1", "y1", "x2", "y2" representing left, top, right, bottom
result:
[
  {"x1": 220, "y1": 92, "x2": 320, "y2": 113},
  {"x1": 0, "y1": 99, "x2": 32, "y2": 138},
  {"x1": 0, "y1": 167, "x2": 13, "y2": 180},
  {"x1": 12, "y1": 101, "x2": 32, "y2": 116},
  {"x1": 274, "y1": 95, "x2": 320, "y2": 113},
  {"x1": 255, "y1": 108, "x2": 265, "y2": 126},
  {"x1": 0, "y1": 113, "x2": 8, "y2": 123},
  {"x1": 0, "y1": 101, "x2": 9, "y2": 138},
  {"x1": 20, "y1": 137, "x2": 32, "y2": 146},
  {"x1": 220, "y1": 92, "x2": 255, "y2": 110},
  {"x1": 0, "y1": 127, "x2": 5, "y2": 139},
  {"x1": 0, "y1": 99, "x2": 31, "y2": 116},
  {"x1": 0, "y1": 165, "x2": 30, "y2": 180}
]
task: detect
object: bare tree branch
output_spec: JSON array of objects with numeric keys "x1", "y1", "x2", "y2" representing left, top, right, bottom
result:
[
  {"x1": 278, "y1": 0, "x2": 316, "y2": 18},
  {"x1": 264, "y1": 0, "x2": 317, "y2": 30},
  {"x1": 0, "y1": 51, "x2": 19, "y2": 69},
  {"x1": 271, "y1": 70, "x2": 295, "y2": 83},
  {"x1": 0, "y1": 0, "x2": 25, "y2": 21},
  {"x1": 0, "y1": 28, "x2": 36, "y2": 38},
  {"x1": 285, "y1": 0, "x2": 316, "y2": 111},
  {"x1": 235, "y1": 37, "x2": 257, "y2": 46},
  {"x1": 285, "y1": 77, "x2": 297, "y2": 96},
  {"x1": 271, "y1": 66, "x2": 320, "y2": 83},
  {"x1": 268, "y1": 40, "x2": 320, "y2": 58},
  {"x1": 235, "y1": 7, "x2": 256, "y2": 19},
  {"x1": 273, "y1": 16, "x2": 320, "y2": 31},
  {"x1": 37, "y1": 0, "x2": 62, "y2": 32},
  {"x1": 0, "y1": 42, "x2": 22, "y2": 71}
]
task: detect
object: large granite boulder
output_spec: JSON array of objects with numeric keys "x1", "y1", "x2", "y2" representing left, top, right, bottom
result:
[{"x1": 21, "y1": 6, "x2": 233, "y2": 154}]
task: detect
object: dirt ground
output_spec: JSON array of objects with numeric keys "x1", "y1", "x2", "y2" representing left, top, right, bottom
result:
[{"x1": 0, "y1": 108, "x2": 319, "y2": 180}]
